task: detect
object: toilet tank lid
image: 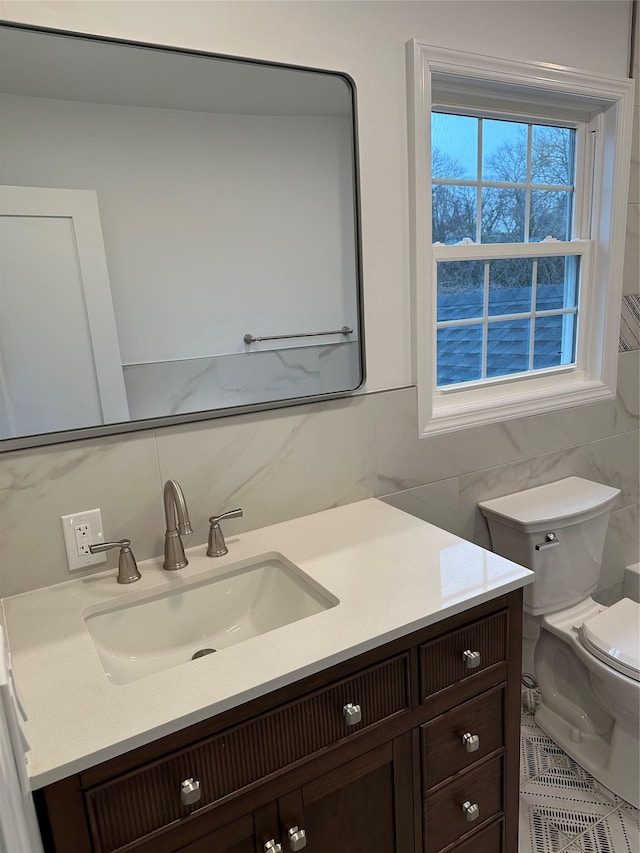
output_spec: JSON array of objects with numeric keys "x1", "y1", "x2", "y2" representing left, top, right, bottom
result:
[
  {"x1": 478, "y1": 477, "x2": 620, "y2": 531},
  {"x1": 580, "y1": 598, "x2": 640, "y2": 679}
]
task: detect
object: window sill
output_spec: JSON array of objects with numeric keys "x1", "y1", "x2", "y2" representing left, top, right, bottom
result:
[{"x1": 419, "y1": 376, "x2": 615, "y2": 437}]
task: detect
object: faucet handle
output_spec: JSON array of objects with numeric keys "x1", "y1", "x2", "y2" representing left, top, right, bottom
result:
[
  {"x1": 209, "y1": 508, "x2": 243, "y2": 525},
  {"x1": 207, "y1": 509, "x2": 243, "y2": 558},
  {"x1": 89, "y1": 539, "x2": 141, "y2": 584}
]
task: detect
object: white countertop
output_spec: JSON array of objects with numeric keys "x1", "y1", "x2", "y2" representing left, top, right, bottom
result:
[{"x1": 1, "y1": 498, "x2": 533, "y2": 789}]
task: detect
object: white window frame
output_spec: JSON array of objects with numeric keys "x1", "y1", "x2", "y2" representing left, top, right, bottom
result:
[{"x1": 407, "y1": 40, "x2": 635, "y2": 437}]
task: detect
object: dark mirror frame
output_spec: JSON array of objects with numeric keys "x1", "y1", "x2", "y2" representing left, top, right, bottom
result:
[{"x1": 0, "y1": 21, "x2": 365, "y2": 453}]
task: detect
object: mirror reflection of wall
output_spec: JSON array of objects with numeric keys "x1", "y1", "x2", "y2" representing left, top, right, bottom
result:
[{"x1": 0, "y1": 25, "x2": 364, "y2": 447}]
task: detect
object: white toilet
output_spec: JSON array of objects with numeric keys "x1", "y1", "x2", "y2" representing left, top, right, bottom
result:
[{"x1": 479, "y1": 476, "x2": 640, "y2": 808}]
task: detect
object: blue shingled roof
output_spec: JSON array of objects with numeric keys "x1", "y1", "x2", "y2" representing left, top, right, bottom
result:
[{"x1": 437, "y1": 284, "x2": 571, "y2": 385}]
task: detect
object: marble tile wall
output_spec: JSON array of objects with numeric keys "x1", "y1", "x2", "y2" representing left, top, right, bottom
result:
[
  {"x1": 0, "y1": 396, "x2": 377, "y2": 596},
  {"x1": 1, "y1": 346, "x2": 637, "y2": 600},
  {"x1": 378, "y1": 351, "x2": 639, "y2": 603}
]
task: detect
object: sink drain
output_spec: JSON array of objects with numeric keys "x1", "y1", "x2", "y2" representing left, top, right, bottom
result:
[{"x1": 191, "y1": 648, "x2": 217, "y2": 660}]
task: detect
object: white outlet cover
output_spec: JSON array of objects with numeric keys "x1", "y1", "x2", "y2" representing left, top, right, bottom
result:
[{"x1": 61, "y1": 509, "x2": 106, "y2": 571}]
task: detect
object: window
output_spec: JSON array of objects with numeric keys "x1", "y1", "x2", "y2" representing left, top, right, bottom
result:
[
  {"x1": 407, "y1": 42, "x2": 634, "y2": 437},
  {"x1": 433, "y1": 114, "x2": 581, "y2": 388}
]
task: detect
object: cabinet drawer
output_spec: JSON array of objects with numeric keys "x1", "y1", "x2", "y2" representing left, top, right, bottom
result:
[
  {"x1": 448, "y1": 820, "x2": 503, "y2": 853},
  {"x1": 85, "y1": 654, "x2": 410, "y2": 853},
  {"x1": 421, "y1": 686, "x2": 504, "y2": 790},
  {"x1": 419, "y1": 611, "x2": 507, "y2": 700},
  {"x1": 423, "y1": 755, "x2": 503, "y2": 853}
]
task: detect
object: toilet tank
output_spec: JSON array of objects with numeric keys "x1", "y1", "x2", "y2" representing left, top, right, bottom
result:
[{"x1": 479, "y1": 477, "x2": 620, "y2": 615}]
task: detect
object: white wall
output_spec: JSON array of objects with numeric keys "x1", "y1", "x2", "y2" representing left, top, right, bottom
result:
[
  {"x1": 0, "y1": 1, "x2": 636, "y2": 601},
  {"x1": 1, "y1": 94, "x2": 357, "y2": 361}
]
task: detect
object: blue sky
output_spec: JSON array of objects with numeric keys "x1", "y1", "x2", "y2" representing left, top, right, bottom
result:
[{"x1": 432, "y1": 113, "x2": 527, "y2": 180}]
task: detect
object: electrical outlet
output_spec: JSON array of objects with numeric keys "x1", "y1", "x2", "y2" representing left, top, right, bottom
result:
[{"x1": 61, "y1": 509, "x2": 106, "y2": 571}]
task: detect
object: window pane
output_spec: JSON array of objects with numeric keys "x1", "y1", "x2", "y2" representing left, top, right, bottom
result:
[
  {"x1": 432, "y1": 184, "x2": 476, "y2": 244},
  {"x1": 437, "y1": 324, "x2": 483, "y2": 386},
  {"x1": 534, "y1": 314, "x2": 576, "y2": 368},
  {"x1": 487, "y1": 319, "x2": 530, "y2": 377},
  {"x1": 488, "y1": 258, "x2": 532, "y2": 316},
  {"x1": 437, "y1": 260, "x2": 484, "y2": 321},
  {"x1": 536, "y1": 256, "x2": 579, "y2": 310},
  {"x1": 481, "y1": 187, "x2": 526, "y2": 243},
  {"x1": 531, "y1": 125, "x2": 575, "y2": 186},
  {"x1": 530, "y1": 190, "x2": 572, "y2": 242},
  {"x1": 432, "y1": 113, "x2": 478, "y2": 179},
  {"x1": 482, "y1": 119, "x2": 528, "y2": 182}
]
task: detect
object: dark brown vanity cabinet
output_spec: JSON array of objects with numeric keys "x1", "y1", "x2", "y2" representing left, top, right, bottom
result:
[{"x1": 35, "y1": 590, "x2": 523, "y2": 853}]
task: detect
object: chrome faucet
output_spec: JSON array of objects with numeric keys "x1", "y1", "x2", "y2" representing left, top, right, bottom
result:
[{"x1": 163, "y1": 479, "x2": 193, "y2": 570}]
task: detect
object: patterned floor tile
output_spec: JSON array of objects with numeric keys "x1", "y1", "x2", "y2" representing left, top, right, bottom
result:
[
  {"x1": 559, "y1": 754, "x2": 623, "y2": 807},
  {"x1": 521, "y1": 735, "x2": 565, "y2": 785},
  {"x1": 570, "y1": 807, "x2": 640, "y2": 853},
  {"x1": 521, "y1": 710, "x2": 542, "y2": 738},
  {"x1": 620, "y1": 802, "x2": 640, "y2": 828},
  {"x1": 519, "y1": 712, "x2": 639, "y2": 853},
  {"x1": 526, "y1": 728, "x2": 571, "y2": 761},
  {"x1": 519, "y1": 795, "x2": 576, "y2": 853},
  {"x1": 521, "y1": 764, "x2": 618, "y2": 841}
]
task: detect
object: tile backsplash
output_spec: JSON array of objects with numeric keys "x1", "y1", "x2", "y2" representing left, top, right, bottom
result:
[{"x1": 0, "y1": 348, "x2": 637, "y2": 600}]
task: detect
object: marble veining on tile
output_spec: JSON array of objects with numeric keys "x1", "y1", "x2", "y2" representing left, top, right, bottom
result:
[
  {"x1": 373, "y1": 386, "x2": 529, "y2": 493},
  {"x1": 457, "y1": 445, "x2": 590, "y2": 543},
  {"x1": 0, "y1": 433, "x2": 163, "y2": 597},
  {"x1": 588, "y1": 430, "x2": 640, "y2": 510},
  {"x1": 155, "y1": 395, "x2": 377, "y2": 537},
  {"x1": 614, "y1": 350, "x2": 640, "y2": 434}
]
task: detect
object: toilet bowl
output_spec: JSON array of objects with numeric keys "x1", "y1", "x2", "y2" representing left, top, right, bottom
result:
[
  {"x1": 479, "y1": 477, "x2": 640, "y2": 808},
  {"x1": 535, "y1": 597, "x2": 640, "y2": 806}
]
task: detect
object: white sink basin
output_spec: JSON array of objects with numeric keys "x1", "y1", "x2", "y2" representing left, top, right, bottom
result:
[{"x1": 83, "y1": 552, "x2": 338, "y2": 684}]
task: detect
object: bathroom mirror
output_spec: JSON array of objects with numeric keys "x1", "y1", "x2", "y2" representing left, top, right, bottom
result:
[{"x1": 0, "y1": 23, "x2": 364, "y2": 451}]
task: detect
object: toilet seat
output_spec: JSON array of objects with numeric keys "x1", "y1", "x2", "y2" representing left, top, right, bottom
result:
[{"x1": 578, "y1": 598, "x2": 640, "y2": 683}]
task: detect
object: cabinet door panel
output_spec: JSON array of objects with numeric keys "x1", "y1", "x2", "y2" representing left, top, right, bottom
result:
[{"x1": 280, "y1": 738, "x2": 413, "y2": 853}]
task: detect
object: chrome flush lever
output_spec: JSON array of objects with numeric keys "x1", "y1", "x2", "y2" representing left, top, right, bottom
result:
[{"x1": 535, "y1": 532, "x2": 560, "y2": 551}]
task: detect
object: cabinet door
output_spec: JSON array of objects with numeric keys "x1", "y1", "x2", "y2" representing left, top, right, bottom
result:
[
  {"x1": 174, "y1": 802, "x2": 280, "y2": 853},
  {"x1": 173, "y1": 814, "x2": 256, "y2": 853},
  {"x1": 278, "y1": 735, "x2": 414, "y2": 853}
]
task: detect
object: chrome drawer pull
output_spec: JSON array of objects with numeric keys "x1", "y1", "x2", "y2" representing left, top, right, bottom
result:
[
  {"x1": 535, "y1": 532, "x2": 560, "y2": 551},
  {"x1": 180, "y1": 777, "x2": 201, "y2": 805},
  {"x1": 462, "y1": 649, "x2": 481, "y2": 669},
  {"x1": 287, "y1": 825, "x2": 307, "y2": 850},
  {"x1": 461, "y1": 732, "x2": 480, "y2": 752},
  {"x1": 461, "y1": 800, "x2": 480, "y2": 822},
  {"x1": 264, "y1": 841, "x2": 283, "y2": 853},
  {"x1": 343, "y1": 702, "x2": 362, "y2": 726}
]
